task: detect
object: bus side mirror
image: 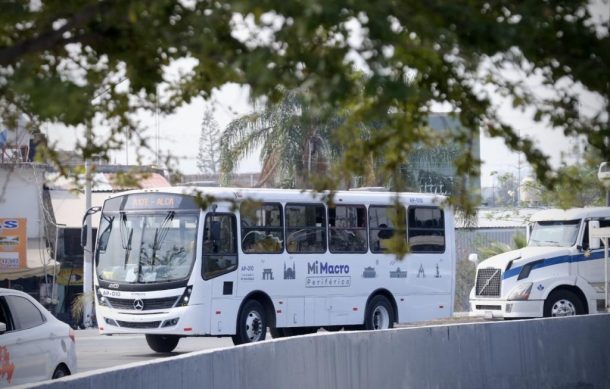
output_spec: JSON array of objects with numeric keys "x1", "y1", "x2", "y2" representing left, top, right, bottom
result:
[
  {"x1": 0, "y1": 322, "x2": 6, "y2": 334},
  {"x1": 81, "y1": 224, "x2": 87, "y2": 249},
  {"x1": 468, "y1": 253, "x2": 479, "y2": 263},
  {"x1": 81, "y1": 206, "x2": 102, "y2": 248},
  {"x1": 589, "y1": 220, "x2": 601, "y2": 250}
]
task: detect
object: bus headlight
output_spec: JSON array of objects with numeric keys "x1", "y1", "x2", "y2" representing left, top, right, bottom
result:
[
  {"x1": 177, "y1": 285, "x2": 193, "y2": 307},
  {"x1": 95, "y1": 286, "x2": 108, "y2": 307},
  {"x1": 507, "y1": 283, "x2": 533, "y2": 301}
]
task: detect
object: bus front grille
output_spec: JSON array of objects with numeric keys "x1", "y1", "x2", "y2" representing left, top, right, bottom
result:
[
  {"x1": 116, "y1": 320, "x2": 161, "y2": 329},
  {"x1": 475, "y1": 268, "x2": 501, "y2": 297},
  {"x1": 106, "y1": 296, "x2": 179, "y2": 311}
]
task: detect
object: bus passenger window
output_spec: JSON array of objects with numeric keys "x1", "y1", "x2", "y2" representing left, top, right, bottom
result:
[
  {"x1": 369, "y1": 205, "x2": 406, "y2": 253},
  {"x1": 240, "y1": 202, "x2": 284, "y2": 253},
  {"x1": 408, "y1": 207, "x2": 445, "y2": 253},
  {"x1": 286, "y1": 203, "x2": 326, "y2": 253},
  {"x1": 329, "y1": 205, "x2": 367, "y2": 253},
  {"x1": 202, "y1": 214, "x2": 238, "y2": 280}
]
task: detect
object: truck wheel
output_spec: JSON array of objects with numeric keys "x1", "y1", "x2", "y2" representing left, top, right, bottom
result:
[
  {"x1": 145, "y1": 334, "x2": 180, "y2": 353},
  {"x1": 364, "y1": 295, "x2": 395, "y2": 330},
  {"x1": 232, "y1": 300, "x2": 267, "y2": 345},
  {"x1": 543, "y1": 290, "x2": 584, "y2": 317}
]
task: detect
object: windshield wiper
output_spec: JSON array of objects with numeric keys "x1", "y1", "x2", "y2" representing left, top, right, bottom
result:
[
  {"x1": 151, "y1": 211, "x2": 175, "y2": 267},
  {"x1": 119, "y1": 213, "x2": 134, "y2": 269}
]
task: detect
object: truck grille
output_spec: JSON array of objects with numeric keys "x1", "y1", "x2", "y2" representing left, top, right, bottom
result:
[
  {"x1": 106, "y1": 296, "x2": 179, "y2": 311},
  {"x1": 116, "y1": 320, "x2": 161, "y2": 329},
  {"x1": 475, "y1": 268, "x2": 501, "y2": 297}
]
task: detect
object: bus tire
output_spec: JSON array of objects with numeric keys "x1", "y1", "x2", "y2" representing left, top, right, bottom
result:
[
  {"x1": 232, "y1": 300, "x2": 267, "y2": 345},
  {"x1": 364, "y1": 295, "x2": 395, "y2": 330},
  {"x1": 543, "y1": 289, "x2": 584, "y2": 317},
  {"x1": 145, "y1": 334, "x2": 180, "y2": 353}
]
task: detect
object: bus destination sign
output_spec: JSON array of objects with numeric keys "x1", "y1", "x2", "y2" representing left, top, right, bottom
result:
[{"x1": 124, "y1": 194, "x2": 187, "y2": 210}]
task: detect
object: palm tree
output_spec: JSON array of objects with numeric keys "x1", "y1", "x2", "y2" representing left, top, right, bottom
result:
[{"x1": 219, "y1": 90, "x2": 343, "y2": 188}]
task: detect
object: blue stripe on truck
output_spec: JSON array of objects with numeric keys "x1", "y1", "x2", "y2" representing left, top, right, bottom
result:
[{"x1": 502, "y1": 250, "x2": 606, "y2": 279}]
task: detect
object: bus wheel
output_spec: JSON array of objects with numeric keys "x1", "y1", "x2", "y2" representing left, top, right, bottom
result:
[
  {"x1": 232, "y1": 300, "x2": 267, "y2": 345},
  {"x1": 543, "y1": 290, "x2": 584, "y2": 317},
  {"x1": 364, "y1": 295, "x2": 395, "y2": 330},
  {"x1": 145, "y1": 334, "x2": 180, "y2": 353}
]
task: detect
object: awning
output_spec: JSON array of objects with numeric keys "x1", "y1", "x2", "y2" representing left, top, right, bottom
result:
[
  {"x1": 0, "y1": 238, "x2": 60, "y2": 281},
  {"x1": 49, "y1": 190, "x2": 111, "y2": 228}
]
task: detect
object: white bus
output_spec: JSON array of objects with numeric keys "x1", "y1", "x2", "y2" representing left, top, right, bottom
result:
[
  {"x1": 91, "y1": 187, "x2": 456, "y2": 352},
  {"x1": 470, "y1": 207, "x2": 610, "y2": 319}
]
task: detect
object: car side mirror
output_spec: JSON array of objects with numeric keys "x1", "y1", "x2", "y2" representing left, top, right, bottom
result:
[
  {"x1": 589, "y1": 220, "x2": 601, "y2": 250},
  {"x1": 468, "y1": 253, "x2": 479, "y2": 263},
  {"x1": 0, "y1": 322, "x2": 6, "y2": 334}
]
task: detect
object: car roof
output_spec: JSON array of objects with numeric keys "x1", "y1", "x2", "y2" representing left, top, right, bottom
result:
[{"x1": 0, "y1": 287, "x2": 32, "y2": 298}]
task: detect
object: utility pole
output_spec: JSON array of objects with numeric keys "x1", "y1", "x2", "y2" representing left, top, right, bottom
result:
[{"x1": 83, "y1": 126, "x2": 93, "y2": 328}]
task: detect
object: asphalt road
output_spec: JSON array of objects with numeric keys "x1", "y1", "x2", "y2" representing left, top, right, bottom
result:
[
  {"x1": 75, "y1": 330, "x2": 234, "y2": 373},
  {"x1": 75, "y1": 314, "x2": 484, "y2": 374}
]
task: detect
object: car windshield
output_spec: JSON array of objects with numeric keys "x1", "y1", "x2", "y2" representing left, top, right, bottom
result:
[
  {"x1": 96, "y1": 211, "x2": 198, "y2": 283},
  {"x1": 528, "y1": 219, "x2": 581, "y2": 247}
]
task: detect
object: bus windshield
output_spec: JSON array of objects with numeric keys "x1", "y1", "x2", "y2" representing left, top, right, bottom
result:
[
  {"x1": 528, "y1": 220, "x2": 581, "y2": 247},
  {"x1": 96, "y1": 211, "x2": 198, "y2": 284}
]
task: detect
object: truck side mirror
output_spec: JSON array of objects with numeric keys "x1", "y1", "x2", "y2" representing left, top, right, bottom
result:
[
  {"x1": 468, "y1": 253, "x2": 479, "y2": 263},
  {"x1": 589, "y1": 220, "x2": 601, "y2": 250}
]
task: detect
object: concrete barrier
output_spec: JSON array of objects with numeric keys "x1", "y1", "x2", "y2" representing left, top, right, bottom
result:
[{"x1": 30, "y1": 314, "x2": 610, "y2": 389}]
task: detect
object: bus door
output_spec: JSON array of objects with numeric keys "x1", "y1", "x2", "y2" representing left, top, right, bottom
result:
[{"x1": 201, "y1": 212, "x2": 239, "y2": 333}]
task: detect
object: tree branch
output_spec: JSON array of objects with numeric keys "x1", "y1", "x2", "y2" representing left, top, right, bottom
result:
[{"x1": 0, "y1": 1, "x2": 114, "y2": 66}]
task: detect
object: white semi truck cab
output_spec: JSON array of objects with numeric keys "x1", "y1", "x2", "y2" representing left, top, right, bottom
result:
[{"x1": 470, "y1": 207, "x2": 610, "y2": 319}]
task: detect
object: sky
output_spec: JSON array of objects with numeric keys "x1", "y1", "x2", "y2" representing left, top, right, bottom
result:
[{"x1": 45, "y1": 83, "x2": 588, "y2": 189}]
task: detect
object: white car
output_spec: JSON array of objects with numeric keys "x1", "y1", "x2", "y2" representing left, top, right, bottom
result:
[{"x1": 0, "y1": 288, "x2": 77, "y2": 387}]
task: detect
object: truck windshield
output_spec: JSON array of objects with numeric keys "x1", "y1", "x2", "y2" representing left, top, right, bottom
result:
[
  {"x1": 96, "y1": 212, "x2": 198, "y2": 283},
  {"x1": 528, "y1": 220, "x2": 581, "y2": 247}
]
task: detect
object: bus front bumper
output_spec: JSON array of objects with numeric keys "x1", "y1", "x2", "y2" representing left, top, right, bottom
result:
[{"x1": 96, "y1": 304, "x2": 210, "y2": 336}]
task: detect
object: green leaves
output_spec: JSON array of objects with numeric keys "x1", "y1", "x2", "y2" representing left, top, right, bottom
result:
[{"x1": 0, "y1": 0, "x2": 607, "y2": 213}]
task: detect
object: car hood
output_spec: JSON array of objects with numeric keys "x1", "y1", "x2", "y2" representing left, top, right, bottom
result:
[{"x1": 477, "y1": 246, "x2": 572, "y2": 270}]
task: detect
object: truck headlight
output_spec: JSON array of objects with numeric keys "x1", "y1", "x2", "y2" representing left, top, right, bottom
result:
[{"x1": 507, "y1": 283, "x2": 533, "y2": 301}]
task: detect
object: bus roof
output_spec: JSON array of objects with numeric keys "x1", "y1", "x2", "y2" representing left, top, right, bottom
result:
[{"x1": 105, "y1": 186, "x2": 447, "y2": 207}]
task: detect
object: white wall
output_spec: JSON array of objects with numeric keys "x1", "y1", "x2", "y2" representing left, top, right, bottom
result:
[
  {"x1": 0, "y1": 165, "x2": 45, "y2": 239},
  {"x1": 31, "y1": 314, "x2": 610, "y2": 389}
]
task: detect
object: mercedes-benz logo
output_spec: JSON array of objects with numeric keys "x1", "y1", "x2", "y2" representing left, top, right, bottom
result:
[{"x1": 133, "y1": 299, "x2": 144, "y2": 311}]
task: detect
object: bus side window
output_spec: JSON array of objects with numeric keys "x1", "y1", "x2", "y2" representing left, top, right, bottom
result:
[
  {"x1": 286, "y1": 203, "x2": 327, "y2": 253},
  {"x1": 329, "y1": 205, "x2": 368, "y2": 253},
  {"x1": 407, "y1": 207, "x2": 445, "y2": 253},
  {"x1": 240, "y1": 202, "x2": 284, "y2": 253},
  {"x1": 369, "y1": 205, "x2": 405, "y2": 253},
  {"x1": 202, "y1": 213, "x2": 238, "y2": 280}
]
